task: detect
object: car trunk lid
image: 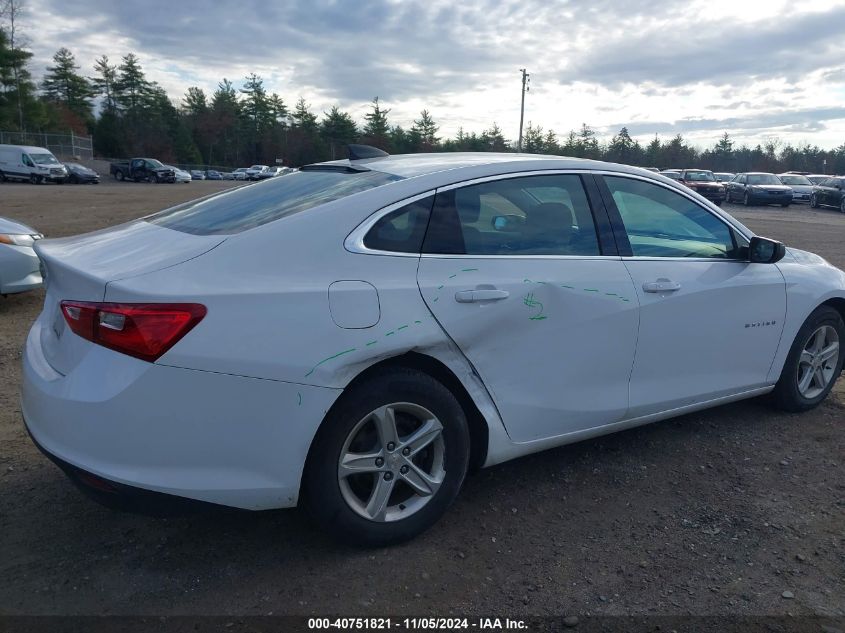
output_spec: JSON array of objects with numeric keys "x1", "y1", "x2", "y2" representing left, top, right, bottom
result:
[{"x1": 35, "y1": 221, "x2": 224, "y2": 375}]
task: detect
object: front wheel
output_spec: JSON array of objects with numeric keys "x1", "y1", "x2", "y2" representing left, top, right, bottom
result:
[
  {"x1": 303, "y1": 368, "x2": 470, "y2": 546},
  {"x1": 771, "y1": 306, "x2": 844, "y2": 412},
  {"x1": 147, "y1": 174, "x2": 158, "y2": 184},
  {"x1": 29, "y1": 174, "x2": 40, "y2": 185},
  {"x1": 744, "y1": 191, "x2": 752, "y2": 206},
  {"x1": 810, "y1": 193, "x2": 818, "y2": 208},
  {"x1": 840, "y1": 199, "x2": 845, "y2": 214},
  {"x1": 114, "y1": 170, "x2": 125, "y2": 182}
]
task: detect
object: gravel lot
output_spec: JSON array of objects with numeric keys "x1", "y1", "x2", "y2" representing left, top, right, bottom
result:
[{"x1": 0, "y1": 180, "x2": 843, "y2": 620}]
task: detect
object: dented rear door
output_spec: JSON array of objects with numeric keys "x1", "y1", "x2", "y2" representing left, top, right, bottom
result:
[{"x1": 416, "y1": 172, "x2": 639, "y2": 444}]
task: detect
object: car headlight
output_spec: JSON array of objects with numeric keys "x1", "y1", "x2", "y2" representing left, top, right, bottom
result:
[{"x1": 0, "y1": 233, "x2": 38, "y2": 247}]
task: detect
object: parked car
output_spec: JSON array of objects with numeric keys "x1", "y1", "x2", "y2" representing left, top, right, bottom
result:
[
  {"x1": 221, "y1": 172, "x2": 235, "y2": 180},
  {"x1": 168, "y1": 166, "x2": 191, "y2": 184},
  {"x1": 232, "y1": 168, "x2": 250, "y2": 181},
  {"x1": 714, "y1": 172, "x2": 735, "y2": 183},
  {"x1": 678, "y1": 169, "x2": 725, "y2": 205},
  {"x1": 110, "y1": 158, "x2": 176, "y2": 183},
  {"x1": 809, "y1": 176, "x2": 845, "y2": 213},
  {"x1": 256, "y1": 166, "x2": 287, "y2": 179},
  {"x1": 725, "y1": 173, "x2": 792, "y2": 206},
  {"x1": 659, "y1": 170, "x2": 682, "y2": 181},
  {"x1": 190, "y1": 170, "x2": 205, "y2": 181},
  {"x1": 778, "y1": 173, "x2": 814, "y2": 204},
  {"x1": 0, "y1": 144, "x2": 67, "y2": 184},
  {"x1": 0, "y1": 216, "x2": 43, "y2": 294},
  {"x1": 643, "y1": 167, "x2": 660, "y2": 173},
  {"x1": 245, "y1": 164, "x2": 269, "y2": 180},
  {"x1": 205, "y1": 170, "x2": 223, "y2": 181},
  {"x1": 23, "y1": 149, "x2": 845, "y2": 546},
  {"x1": 806, "y1": 174, "x2": 829, "y2": 185},
  {"x1": 63, "y1": 162, "x2": 100, "y2": 184}
]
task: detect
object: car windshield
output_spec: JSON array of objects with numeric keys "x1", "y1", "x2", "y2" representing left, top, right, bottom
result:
[
  {"x1": 149, "y1": 169, "x2": 403, "y2": 235},
  {"x1": 747, "y1": 174, "x2": 781, "y2": 185},
  {"x1": 661, "y1": 172, "x2": 681, "y2": 179},
  {"x1": 31, "y1": 153, "x2": 60, "y2": 165},
  {"x1": 779, "y1": 175, "x2": 812, "y2": 186},
  {"x1": 145, "y1": 159, "x2": 164, "y2": 168},
  {"x1": 684, "y1": 171, "x2": 715, "y2": 182}
]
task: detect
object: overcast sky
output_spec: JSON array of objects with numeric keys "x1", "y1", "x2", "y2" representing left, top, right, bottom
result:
[{"x1": 24, "y1": 0, "x2": 845, "y2": 149}]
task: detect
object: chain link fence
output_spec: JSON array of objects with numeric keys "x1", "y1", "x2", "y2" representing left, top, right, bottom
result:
[{"x1": 0, "y1": 130, "x2": 94, "y2": 160}]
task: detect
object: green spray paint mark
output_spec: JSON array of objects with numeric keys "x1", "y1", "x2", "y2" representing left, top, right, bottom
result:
[
  {"x1": 437, "y1": 285, "x2": 444, "y2": 290},
  {"x1": 461, "y1": 268, "x2": 479, "y2": 272},
  {"x1": 297, "y1": 392, "x2": 302, "y2": 406},
  {"x1": 605, "y1": 292, "x2": 618, "y2": 297},
  {"x1": 397, "y1": 325, "x2": 409, "y2": 331},
  {"x1": 305, "y1": 348, "x2": 357, "y2": 377},
  {"x1": 414, "y1": 320, "x2": 422, "y2": 324},
  {"x1": 583, "y1": 288, "x2": 599, "y2": 292},
  {"x1": 523, "y1": 292, "x2": 547, "y2": 321},
  {"x1": 366, "y1": 340, "x2": 378, "y2": 346},
  {"x1": 385, "y1": 331, "x2": 395, "y2": 336},
  {"x1": 448, "y1": 274, "x2": 458, "y2": 279},
  {"x1": 561, "y1": 284, "x2": 575, "y2": 289},
  {"x1": 432, "y1": 296, "x2": 439, "y2": 302}
]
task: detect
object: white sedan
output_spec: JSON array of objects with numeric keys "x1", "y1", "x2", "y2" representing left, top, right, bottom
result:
[{"x1": 22, "y1": 149, "x2": 845, "y2": 545}]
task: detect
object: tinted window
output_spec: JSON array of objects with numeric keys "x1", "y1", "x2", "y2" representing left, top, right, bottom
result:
[
  {"x1": 423, "y1": 174, "x2": 600, "y2": 256},
  {"x1": 605, "y1": 176, "x2": 738, "y2": 259},
  {"x1": 149, "y1": 169, "x2": 403, "y2": 235},
  {"x1": 363, "y1": 196, "x2": 433, "y2": 253}
]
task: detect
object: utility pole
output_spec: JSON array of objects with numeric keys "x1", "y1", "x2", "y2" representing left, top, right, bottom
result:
[{"x1": 517, "y1": 68, "x2": 530, "y2": 152}]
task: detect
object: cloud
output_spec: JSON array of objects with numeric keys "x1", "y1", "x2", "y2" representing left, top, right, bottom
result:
[{"x1": 21, "y1": 0, "x2": 845, "y2": 148}]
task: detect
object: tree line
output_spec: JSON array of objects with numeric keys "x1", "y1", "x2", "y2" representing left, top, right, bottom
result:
[{"x1": 2, "y1": 3, "x2": 844, "y2": 172}]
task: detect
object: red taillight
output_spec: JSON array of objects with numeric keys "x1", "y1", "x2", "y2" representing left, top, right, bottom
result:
[{"x1": 60, "y1": 301, "x2": 206, "y2": 362}]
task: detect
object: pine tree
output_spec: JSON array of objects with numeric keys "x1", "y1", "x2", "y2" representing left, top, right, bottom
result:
[
  {"x1": 410, "y1": 109, "x2": 439, "y2": 150},
  {"x1": 320, "y1": 105, "x2": 358, "y2": 159},
  {"x1": 291, "y1": 97, "x2": 317, "y2": 132},
  {"x1": 41, "y1": 47, "x2": 94, "y2": 121},
  {"x1": 91, "y1": 55, "x2": 118, "y2": 113},
  {"x1": 115, "y1": 53, "x2": 152, "y2": 114},
  {"x1": 362, "y1": 97, "x2": 390, "y2": 150}
]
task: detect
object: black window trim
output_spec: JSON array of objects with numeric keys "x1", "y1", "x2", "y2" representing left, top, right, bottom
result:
[{"x1": 596, "y1": 172, "x2": 752, "y2": 263}]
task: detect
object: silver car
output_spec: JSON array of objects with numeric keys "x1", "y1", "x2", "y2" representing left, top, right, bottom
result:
[
  {"x1": 778, "y1": 174, "x2": 814, "y2": 204},
  {"x1": 0, "y1": 216, "x2": 43, "y2": 294}
]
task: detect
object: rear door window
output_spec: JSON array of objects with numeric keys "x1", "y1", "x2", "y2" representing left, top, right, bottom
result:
[{"x1": 422, "y1": 174, "x2": 601, "y2": 256}]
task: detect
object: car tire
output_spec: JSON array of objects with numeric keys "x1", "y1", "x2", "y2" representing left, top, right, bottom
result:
[
  {"x1": 303, "y1": 367, "x2": 471, "y2": 547},
  {"x1": 743, "y1": 191, "x2": 751, "y2": 206},
  {"x1": 114, "y1": 170, "x2": 124, "y2": 182},
  {"x1": 148, "y1": 174, "x2": 158, "y2": 184},
  {"x1": 810, "y1": 193, "x2": 818, "y2": 208},
  {"x1": 29, "y1": 174, "x2": 40, "y2": 185},
  {"x1": 771, "y1": 306, "x2": 844, "y2": 413}
]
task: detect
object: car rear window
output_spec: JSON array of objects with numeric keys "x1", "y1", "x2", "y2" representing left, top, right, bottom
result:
[{"x1": 148, "y1": 169, "x2": 403, "y2": 235}]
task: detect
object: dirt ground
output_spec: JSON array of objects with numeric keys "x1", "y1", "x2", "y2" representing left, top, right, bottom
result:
[{"x1": 0, "y1": 180, "x2": 843, "y2": 620}]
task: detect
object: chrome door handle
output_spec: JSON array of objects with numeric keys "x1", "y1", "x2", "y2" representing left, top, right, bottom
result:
[
  {"x1": 642, "y1": 278, "x2": 681, "y2": 293},
  {"x1": 454, "y1": 289, "x2": 510, "y2": 303}
]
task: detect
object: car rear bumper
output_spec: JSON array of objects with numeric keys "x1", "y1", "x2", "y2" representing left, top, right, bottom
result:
[
  {"x1": 21, "y1": 316, "x2": 342, "y2": 511},
  {"x1": 0, "y1": 244, "x2": 43, "y2": 294}
]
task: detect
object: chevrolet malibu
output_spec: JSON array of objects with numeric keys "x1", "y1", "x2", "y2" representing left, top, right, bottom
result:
[{"x1": 22, "y1": 149, "x2": 845, "y2": 546}]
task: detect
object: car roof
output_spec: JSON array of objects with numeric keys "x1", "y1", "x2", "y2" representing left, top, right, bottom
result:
[{"x1": 314, "y1": 152, "x2": 589, "y2": 179}]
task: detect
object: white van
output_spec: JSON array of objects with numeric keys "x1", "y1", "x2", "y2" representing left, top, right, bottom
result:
[{"x1": 0, "y1": 144, "x2": 68, "y2": 184}]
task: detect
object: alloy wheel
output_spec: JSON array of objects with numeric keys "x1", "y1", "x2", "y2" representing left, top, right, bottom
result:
[
  {"x1": 337, "y1": 402, "x2": 446, "y2": 523},
  {"x1": 796, "y1": 325, "x2": 840, "y2": 399}
]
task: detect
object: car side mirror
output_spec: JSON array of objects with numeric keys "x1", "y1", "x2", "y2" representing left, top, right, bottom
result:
[{"x1": 748, "y1": 236, "x2": 786, "y2": 264}]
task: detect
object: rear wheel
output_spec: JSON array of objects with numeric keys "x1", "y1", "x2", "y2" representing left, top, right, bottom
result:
[
  {"x1": 29, "y1": 174, "x2": 40, "y2": 185},
  {"x1": 303, "y1": 368, "x2": 470, "y2": 546},
  {"x1": 114, "y1": 170, "x2": 124, "y2": 182},
  {"x1": 771, "y1": 306, "x2": 844, "y2": 412},
  {"x1": 743, "y1": 191, "x2": 752, "y2": 206},
  {"x1": 0, "y1": 170, "x2": 5, "y2": 183}
]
